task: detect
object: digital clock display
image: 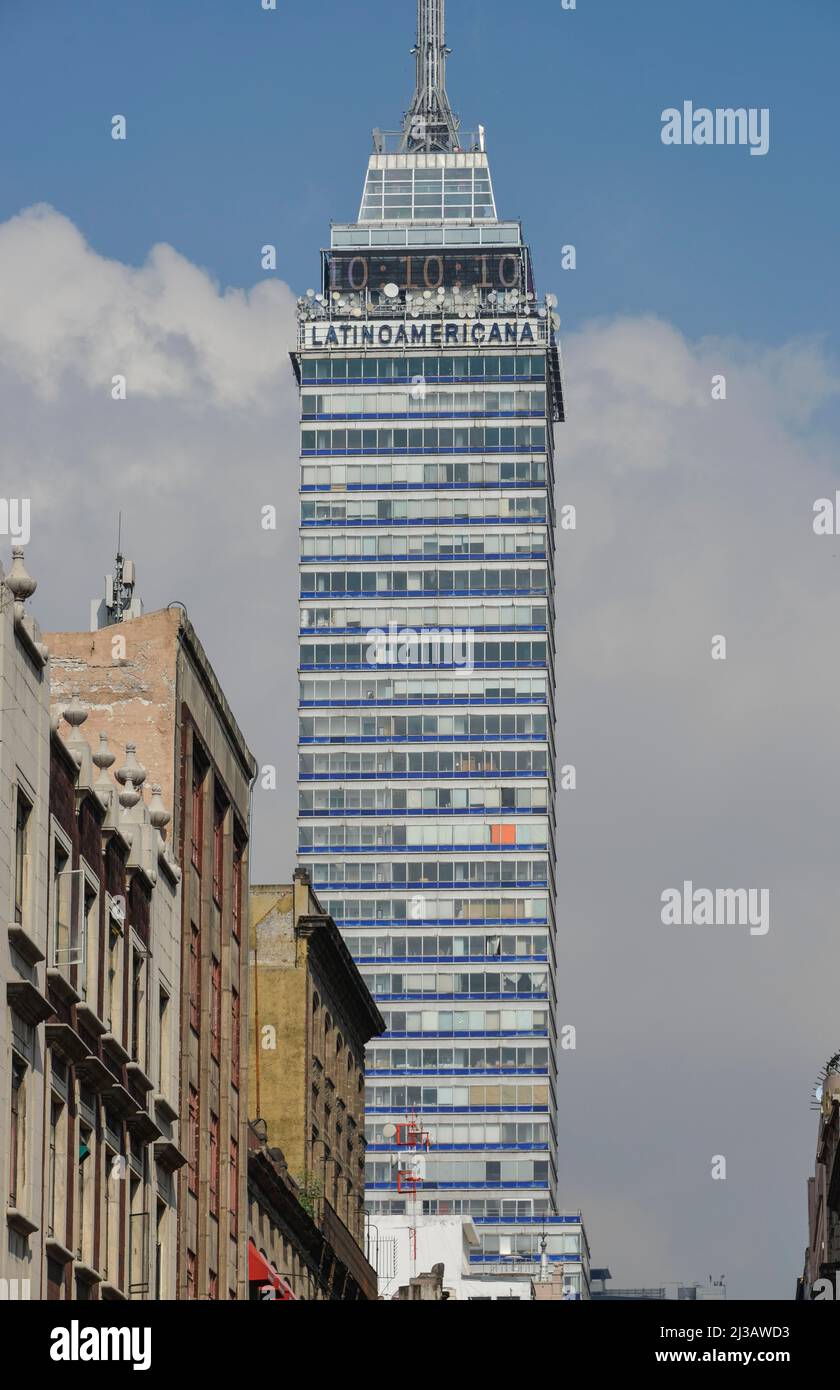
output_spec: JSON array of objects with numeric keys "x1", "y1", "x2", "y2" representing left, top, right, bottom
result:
[{"x1": 326, "y1": 249, "x2": 529, "y2": 296}]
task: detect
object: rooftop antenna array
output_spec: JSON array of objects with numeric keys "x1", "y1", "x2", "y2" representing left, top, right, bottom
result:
[
  {"x1": 90, "y1": 511, "x2": 143, "y2": 631},
  {"x1": 389, "y1": 1109, "x2": 431, "y2": 1276}
]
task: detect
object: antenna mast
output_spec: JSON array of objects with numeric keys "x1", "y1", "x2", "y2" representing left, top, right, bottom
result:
[{"x1": 401, "y1": 0, "x2": 460, "y2": 152}]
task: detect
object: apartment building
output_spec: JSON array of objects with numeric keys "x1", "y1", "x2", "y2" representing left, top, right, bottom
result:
[
  {"x1": 47, "y1": 599, "x2": 257, "y2": 1299},
  {"x1": 1, "y1": 550, "x2": 183, "y2": 1299},
  {"x1": 249, "y1": 869, "x2": 384, "y2": 1298},
  {"x1": 1, "y1": 550, "x2": 51, "y2": 1296}
]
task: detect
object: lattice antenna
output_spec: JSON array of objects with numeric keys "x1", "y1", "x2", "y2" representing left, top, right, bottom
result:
[{"x1": 401, "y1": 0, "x2": 460, "y2": 152}]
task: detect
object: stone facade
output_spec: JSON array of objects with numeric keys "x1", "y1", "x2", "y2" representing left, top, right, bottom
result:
[
  {"x1": 42, "y1": 710, "x2": 183, "y2": 1300},
  {"x1": 249, "y1": 869, "x2": 384, "y2": 1297},
  {"x1": 800, "y1": 1069, "x2": 840, "y2": 1298},
  {"x1": 0, "y1": 552, "x2": 51, "y2": 1296},
  {"x1": 1, "y1": 553, "x2": 184, "y2": 1300},
  {"x1": 46, "y1": 608, "x2": 257, "y2": 1300}
]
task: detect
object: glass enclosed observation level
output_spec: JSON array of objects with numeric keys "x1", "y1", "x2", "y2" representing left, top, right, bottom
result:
[{"x1": 359, "y1": 153, "x2": 497, "y2": 223}]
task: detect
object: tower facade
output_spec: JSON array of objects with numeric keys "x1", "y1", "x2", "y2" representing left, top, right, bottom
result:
[{"x1": 296, "y1": 2, "x2": 585, "y2": 1289}]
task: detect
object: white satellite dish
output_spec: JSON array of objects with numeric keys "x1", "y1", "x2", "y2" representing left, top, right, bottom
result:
[
  {"x1": 306, "y1": 288, "x2": 315, "y2": 299},
  {"x1": 550, "y1": 313, "x2": 561, "y2": 330},
  {"x1": 546, "y1": 292, "x2": 558, "y2": 309},
  {"x1": 315, "y1": 293, "x2": 324, "y2": 303},
  {"x1": 538, "y1": 307, "x2": 547, "y2": 318},
  {"x1": 382, "y1": 1123, "x2": 397, "y2": 1139},
  {"x1": 383, "y1": 282, "x2": 400, "y2": 299},
  {"x1": 423, "y1": 289, "x2": 432, "y2": 299}
]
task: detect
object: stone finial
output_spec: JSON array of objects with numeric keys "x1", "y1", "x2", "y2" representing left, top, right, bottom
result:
[
  {"x1": 93, "y1": 732, "x2": 116, "y2": 801},
  {"x1": 116, "y1": 743, "x2": 147, "y2": 789},
  {"x1": 63, "y1": 696, "x2": 89, "y2": 766},
  {"x1": 148, "y1": 784, "x2": 170, "y2": 834},
  {"x1": 4, "y1": 548, "x2": 36, "y2": 608},
  {"x1": 93, "y1": 731, "x2": 115, "y2": 772},
  {"x1": 118, "y1": 774, "x2": 141, "y2": 811},
  {"x1": 63, "y1": 695, "x2": 88, "y2": 730}
]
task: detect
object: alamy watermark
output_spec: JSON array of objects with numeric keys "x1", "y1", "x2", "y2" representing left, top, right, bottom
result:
[
  {"x1": 661, "y1": 102, "x2": 770, "y2": 156},
  {"x1": 366, "y1": 621, "x2": 475, "y2": 672},
  {"x1": 50, "y1": 1320, "x2": 151, "y2": 1370},
  {"x1": 661, "y1": 880, "x2": 769, "y2": 936},
  {"x1": 0, "y1": 498, "x2": 30, "y2": 546}
]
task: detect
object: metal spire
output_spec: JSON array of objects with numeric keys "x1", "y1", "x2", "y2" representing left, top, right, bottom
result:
[{"x1": 401, "y1": 0, "x2": 460, "y2": 152}]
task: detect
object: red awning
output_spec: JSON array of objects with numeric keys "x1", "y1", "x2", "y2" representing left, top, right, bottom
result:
[{"x1": 248, "y1": 1241, "x2": 297, "y2": 1300}]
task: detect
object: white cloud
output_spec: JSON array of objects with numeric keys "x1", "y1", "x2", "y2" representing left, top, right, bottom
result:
[{"x1": 0, "y1": 204, "x2": 297, "y2": 404}]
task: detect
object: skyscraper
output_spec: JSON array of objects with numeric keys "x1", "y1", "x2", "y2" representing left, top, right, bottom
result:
[{"x1": 296, "y1": 1, "x2": 587, "y2": 1290}]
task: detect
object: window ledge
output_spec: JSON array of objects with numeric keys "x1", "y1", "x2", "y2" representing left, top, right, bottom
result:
[
  {"x1": 46, "y1": 967, "x2": 80, "y2": 1006},
  {"x1": 45, "y1": 1237, "x2": 74, "y2": 1264},
  {"x1": 100, "y1": 1282, "x2": 127, "y2": 1300},
  {"x1": 153, "y1": 1092, "x2": 179, "y2": 1126},
  {"x1": 7, "y1": 978, "x2": 54, "y2": 1026},
  {"x1": 76, "y1": 1002, "x2": 107, "y2": 1036},
  {"x1": 101, "y1": 1032, "x2": 131, "y2": 1065},
  {"x1": 7, "y1": 923, "x2": 45, "y2": 965},
  {"x1": 126, "y1": 1060, "x2": 154, "y2": 1093},
  {"x1": 73, "y1": 1260, "x2": 102, "y2": 1285},
  {"x1": 45, "y1": 1022, "x2": 89, "y2": 1064},
  {"x1": 6, "y1": 1206, "x2": 38, "y2": 1238}
]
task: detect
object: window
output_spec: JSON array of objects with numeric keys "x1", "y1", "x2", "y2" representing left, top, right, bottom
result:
[
  {"x1": 82, "y1": 876, "x2": 99, "y2": 1006},
  {"x1": 231, "y1": 848, "x2": 243, "y2": 941},
  {"x1": 155, "y1": 1199, "x2": 168, "y2": 1300},
  {"x1": 48, "y1": 1097, "x2": 65, "y2": 1238},
  {"x1": 188, "y1": 1087, "x2": 199, "y2": 1195},
  {"x1": 106, "y1": 897, "x2": 124, "y2": 1033},
  {"x1": 158, "y1": 987, "x2": 170, "y2": 1092},
  {"x1": 52, "y1": 838, "x2": 83, "y2": 971},
  {"x1": 209, "y1": 1269, "x2": 218, "y2": 1300},
  {"x1": 229, "y1": 1138, "x2": 239, "y2": 1237},
  {"x1": 130, "y1": 943, "x2": 146, "y2": 1065},
  {"x1": 9, "y1": 1055, "x2": 26, "y2": 1205},
  {"x1": 14, "y1": 788, "x2": 32, "y2": 926},
  {"x1": 210, "y1": 957, "x2": 221, "y2": 1062},
  {"x1": 209, "y1": 1113, "x2": 219, "y2": 1217},
  {"x1": 231, "y1": 988, "x2": 240, "y2": 1089},
  {"x1": 77, "y1": 1123, "x2": 93, "y2": 1262},
  {"x1": 189, "y1": 923, "x2": 200, "y2": 1032},
  {"x1": 191, "y1": 764, "x2": 205, "y2": 871},
  {"x1": 187, "y1": 1249, "x2": 196, "y2": 1299},
  {"x1": 128, "y1": 1175, "x2": 146, "y2": 1297},
  {"x1": 213, "y1": 797, "x2": 226, "y2": 906},
  {"x1": 103, "y1": 1139, "x2": 123, "y2": 1282}
]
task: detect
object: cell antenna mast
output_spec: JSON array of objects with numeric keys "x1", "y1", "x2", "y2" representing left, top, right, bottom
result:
[{"x1": 401, "y1": 0, "x2": 460, "y2": 152}]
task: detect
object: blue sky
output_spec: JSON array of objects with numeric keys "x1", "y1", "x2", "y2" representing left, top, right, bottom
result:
[{"x1": 1, "y1": 0, "x2": 837, "y2": 351}]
